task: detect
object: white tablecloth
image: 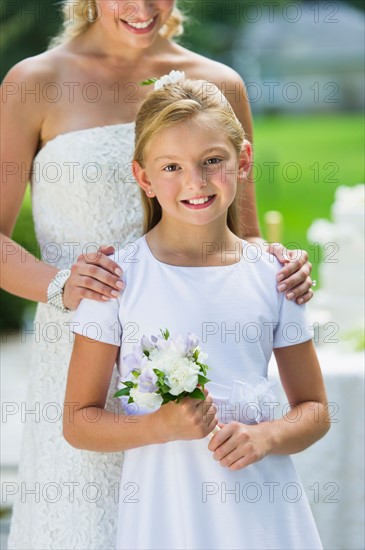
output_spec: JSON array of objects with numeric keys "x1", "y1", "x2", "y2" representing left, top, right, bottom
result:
[{"x1": 269, "y1": 346, "x2": 364, "y2": 550}]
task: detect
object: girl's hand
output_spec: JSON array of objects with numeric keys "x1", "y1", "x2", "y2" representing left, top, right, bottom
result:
[
  {"x1": 156, "y1": 390, "x2": 218, "y2": 442},
  {"x1": 267, "y1": 243, "x2": 314, "y2": 305},
  {"x1": 63, "y1": 245, "x2": 125, "y2": 310},
  {"x1": 208, "y1": 421, "x2": 271, "y2": 471}
]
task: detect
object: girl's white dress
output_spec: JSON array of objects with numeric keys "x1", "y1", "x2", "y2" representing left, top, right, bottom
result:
[
  {"x1": 8, "y1": 124, "x2": 143, "y2": 549},
  {"x1": 73, "y1": 236, "x2": 323, "y2": 550}
]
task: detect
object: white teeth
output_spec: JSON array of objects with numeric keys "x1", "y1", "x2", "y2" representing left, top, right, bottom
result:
[
  {"x1": 187, "y1": 196, "x2": 211, "y2": 205},
  {"x1": 125, "y1": 17, "x2": 154, "y2": 29}
]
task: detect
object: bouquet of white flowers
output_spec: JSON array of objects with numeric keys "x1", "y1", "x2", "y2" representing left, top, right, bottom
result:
[{"x1": 114, "y1": 329, "x2": 210, "y2": 410}]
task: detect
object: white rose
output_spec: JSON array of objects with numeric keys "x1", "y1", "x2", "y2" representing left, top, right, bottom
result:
[
  {"x1": 130, "y1": 388, "x2": 163, "y2": 410},
  {"x1": 166, "y1": 357, "x2": 200, "y2": 396},
  {"x1": 149, "y1": 348, "x2": 184, "y2": 375},
  {"x1": 154, "y1": 70, "x2": 186, "y2": 91}
]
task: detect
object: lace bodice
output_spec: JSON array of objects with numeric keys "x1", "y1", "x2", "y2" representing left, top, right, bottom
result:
[
  {"x1": 8, "y1": 124, "x2": 143, "y2": 550},
  {"x1": 31, "y1": 123, "x2": 143, "y2": 268}
]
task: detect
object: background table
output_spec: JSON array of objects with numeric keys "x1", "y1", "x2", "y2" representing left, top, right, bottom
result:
[{"x1": 269, "y1": 345, "x2": 364, "y2": 550}]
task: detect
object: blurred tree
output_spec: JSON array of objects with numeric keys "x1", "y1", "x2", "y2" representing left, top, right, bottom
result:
[
  {"x1": 1, "y1": 1, "x2": 364, "y2": 76},
  {"x1": 1, "y1": 0, "x2": 62, "y2": 76}
]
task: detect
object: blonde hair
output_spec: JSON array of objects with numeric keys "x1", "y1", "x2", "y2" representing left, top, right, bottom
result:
[
  {"x1": 50, "y1": 1, "x2": 185, "y2": 47},
  {"x1": 134, "y1": 79, "x2": 245, "y2": 235}
]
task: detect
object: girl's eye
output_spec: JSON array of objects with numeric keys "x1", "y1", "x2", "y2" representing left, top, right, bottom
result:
[
  {"x1": 163, "y1": 164, "x2": 180, "y2": 172},
  {"x1": 205, "y1": 157, "x2": 222, "y2": 165}
]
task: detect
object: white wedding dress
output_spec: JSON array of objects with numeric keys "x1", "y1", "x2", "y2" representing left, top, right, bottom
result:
[
  {"x1": 73, "y1": 237, "x2": 323, "y2": 550},
  {"x1": 8, "y1": 123, "x2": 143, "y2": 550}
]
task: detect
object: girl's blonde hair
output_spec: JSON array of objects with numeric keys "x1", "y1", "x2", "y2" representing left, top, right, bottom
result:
[
  {"x1": 50, "y1": 1, "x2": 185, "y2": 47},
  {"x1": 134, "y1": 79, "x2": 245, "y2": 235}
]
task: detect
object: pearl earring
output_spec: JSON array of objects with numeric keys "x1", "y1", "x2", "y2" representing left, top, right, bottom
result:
[{"x1": 88, "y1": 1, "x2": 94, "y2": 21}]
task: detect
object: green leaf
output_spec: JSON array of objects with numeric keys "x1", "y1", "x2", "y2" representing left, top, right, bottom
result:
[
  {"x1": 154, "y1": 369, "x2": 165, "y2": 378},
  {"x1": 113, "y1": 387, "x2": 131, "y2": 398},
  {"x1": 197, "y1": 362, "x2": 209, "y2": 375},
  {"x1": 123, "y1": 381, "x2": 134, "y2": 388},
  {"x1": 189, "y1": 388, "x2": 205, "y2": 400},
  {"x1": 198, "y1": 375, "x2": 210, "y2": 385},
  {"x1": 162, "y1": 393, "x2": 177, "y2": 405},
  {"x1": 143, "y1": 350, "x2": 150, "y2": 357},
  {"x1": 140, "y1": 78, "x2": 157, "y2": 86},
  {"x1": 131, "y1": 370, "x2": 140, "y2": 377}
]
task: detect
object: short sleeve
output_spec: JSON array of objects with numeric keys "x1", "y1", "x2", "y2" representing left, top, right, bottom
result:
[
  {"x1": 72, "y1": 297, "x2": 122, "y2": 346},
  {"x1": 273, "y1": 296, "x2": 314, "y2": 349}
]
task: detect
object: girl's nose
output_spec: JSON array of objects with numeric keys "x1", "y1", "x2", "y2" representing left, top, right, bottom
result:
[{"x1": 187, "y1": 168, "x2": 208, "y2": 190}]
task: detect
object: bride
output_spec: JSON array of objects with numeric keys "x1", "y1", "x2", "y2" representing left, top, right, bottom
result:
[{"x1": 1, "y1": 1, "x2": 314, "y2": 548}]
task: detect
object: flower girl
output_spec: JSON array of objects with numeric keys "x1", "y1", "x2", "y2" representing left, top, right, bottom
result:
[{"x1": 64, "y1": 73, "x2": 329, "y2": 550}]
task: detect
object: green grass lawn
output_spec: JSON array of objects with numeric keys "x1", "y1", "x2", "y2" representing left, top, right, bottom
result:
[
  {"x1": 2, "y1": 114, "x2": 364, "y2": 327},
  {"x1": 254, "y1": 114, "x2": 364, "y2": 279}
]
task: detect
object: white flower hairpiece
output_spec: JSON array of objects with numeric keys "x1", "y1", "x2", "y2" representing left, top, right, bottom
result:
[
  {"x1": 154, "y1": 70, "x2": 186, "y2": 90},
  {"x1": 140, "y1": 70, "x2": 186, "y2": 90}
]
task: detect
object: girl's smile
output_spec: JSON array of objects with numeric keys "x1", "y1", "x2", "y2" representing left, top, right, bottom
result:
[{"x1": 181, "y1": 194, "x2": 217, "y2": 209}]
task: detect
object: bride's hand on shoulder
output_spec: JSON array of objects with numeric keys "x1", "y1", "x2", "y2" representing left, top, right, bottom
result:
[
  {"x1": 267, "y1": 243, "x2": 314, "y2": 305},
  {"x1": 63, "y1": 245, "x2": 125, "y2": 310},
  {"x1": 208, "y1": 421, "x2": 271, "y2": 471}
]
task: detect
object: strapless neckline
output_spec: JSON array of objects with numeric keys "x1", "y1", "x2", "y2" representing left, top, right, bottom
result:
[
  {"x1": 31, "y1": 119, "x2": 143, "y2": 268},
  {"x1": 35, "y1": 121, "x2": 135, "y2": 162}
]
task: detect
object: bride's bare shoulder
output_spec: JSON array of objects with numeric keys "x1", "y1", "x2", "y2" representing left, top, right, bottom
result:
[{"x1": 2, "y1": 45, "x2": 75, "y2": 86}]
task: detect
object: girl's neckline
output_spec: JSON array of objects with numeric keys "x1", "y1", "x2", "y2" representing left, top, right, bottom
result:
[
  {"x1": 142, "y1": 235, "x2": 245, "y2": 270},
  {"x1": 34, "y1": 121, "x2": 135, "y2": 161}
]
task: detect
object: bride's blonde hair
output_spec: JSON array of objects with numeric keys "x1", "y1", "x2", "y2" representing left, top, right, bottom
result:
[
  {"x1": 50, "y1": 0, "x2": 185, "y2": 47},
  {"x1": 134, "y1": 79, "x2": 245, "y2": 235}
]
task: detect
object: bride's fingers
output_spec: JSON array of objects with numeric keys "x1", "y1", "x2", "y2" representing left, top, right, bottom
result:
[
  {"x1": 296, "y1": 289, "x2": 314, "y2": 305},
  {"x1": 73, "y1": 258, "x2": 124, "y2": 291},
  {"x1": 98, "y1": 244, "x2": 115, "y2": 254},
  {"x1": 79, "y1": 250, "x2": 123, "y2": 276},
  {"x1": 276, "y1": 251, "x2": 311, "y2": 283},
  {"x1": 64, "y1": 264, "x2": 124, "y2": 309},
  {"x1": 76, "y1": 274, "x2": 123, "y2": 299},
  {"x1": 72, "y1": 286, "x2": 114, "y2": 303},
  {"x1": 283, "y1": 277, "x2": 313, "y2": 302}
]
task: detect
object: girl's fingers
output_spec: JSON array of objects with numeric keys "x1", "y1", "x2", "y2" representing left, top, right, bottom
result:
[
  {"x1": 228, "y1": 455, "x2": 252, "y2": 471},
  {"x1": 213, "y1": 439, "x2": 237, "y2": 463},
  {"x1": 218, "y1": 446, "x2": 243, "y2": 467},
  {"x1": 208, "y1": 423, "x2": 233, "y2": 452}
]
